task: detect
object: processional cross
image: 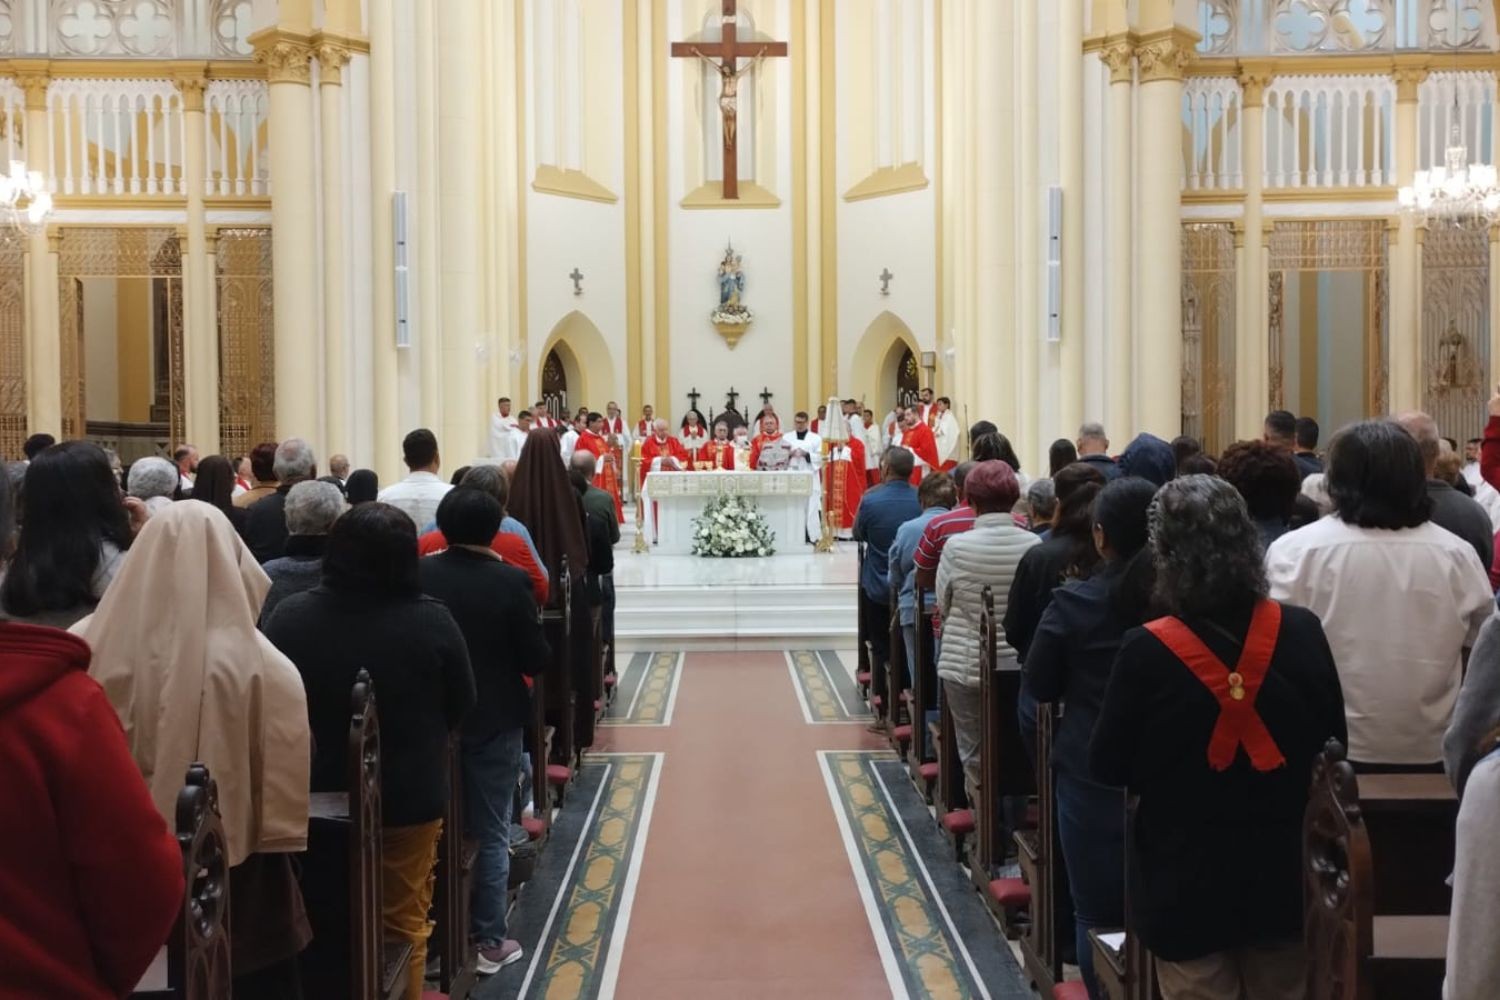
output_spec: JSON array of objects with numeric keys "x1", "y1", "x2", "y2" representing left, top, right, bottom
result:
[
  {"x1": 759, "y1": 386, "x2": 774, "y2": 407},
  {"x1": 669, "y1": 0, "x2": 790, "y2": 200},
  {"x1": 687, "y1": 386, "x2": 702, "y2": 411}
]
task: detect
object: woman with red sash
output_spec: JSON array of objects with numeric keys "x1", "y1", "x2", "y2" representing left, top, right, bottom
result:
[{"x1": 1089, "y1": 475, "x2": 1346, "y2": 1000}]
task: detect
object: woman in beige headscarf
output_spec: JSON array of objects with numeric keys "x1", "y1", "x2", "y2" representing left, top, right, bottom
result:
[{"x1": 73, "y1": 500, "x2": 313, "y2": 998}]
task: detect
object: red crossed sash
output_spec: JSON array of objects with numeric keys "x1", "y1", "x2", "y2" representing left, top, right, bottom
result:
[{"x1": 1144, "y1": 599, "x2": 1287, "y2": 773}]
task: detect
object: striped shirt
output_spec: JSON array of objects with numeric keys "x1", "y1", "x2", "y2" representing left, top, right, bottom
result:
[{"x1": 913, "y1": 504, "x2": 975, "y2": 571}]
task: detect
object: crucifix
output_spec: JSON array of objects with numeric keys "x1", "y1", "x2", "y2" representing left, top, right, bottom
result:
[
  {"x1": 759, "y1": 386, "x2": 774, "y2": 408},
  {"x1": 569, "y1": 268, "x2": 584, "y2": 295},
  {"x1": 725, "y1": 386, "x2": 740, "y2": 412},
  {"x1": 670, "y1": 0, "x2": 789, "y2": 200},
  {"x1": 687, "y1": 386, "x2": 702, "y2": 412},
  {"x1": 879, "y1": 268, "x2": 894, "y2": 295}
]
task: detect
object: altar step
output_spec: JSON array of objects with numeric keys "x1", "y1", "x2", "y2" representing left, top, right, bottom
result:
[{"x1": 614, "y1": 582, "x2": 857, "y2": 652}]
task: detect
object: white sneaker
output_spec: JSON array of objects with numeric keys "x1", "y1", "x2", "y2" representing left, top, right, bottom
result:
[{"x1": 475, "y1": 939, "x2": 524, "y2": 975}]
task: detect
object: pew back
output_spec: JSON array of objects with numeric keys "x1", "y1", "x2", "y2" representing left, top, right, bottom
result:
[{"x1": 976, "y1": 586, "x2": 1036, "y2": 877}]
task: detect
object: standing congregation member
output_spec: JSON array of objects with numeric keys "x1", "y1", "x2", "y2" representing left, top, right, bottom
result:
[
  {"x1": 21, "y1": 433, "x2": 55, "y2": 462},
  {"x1": 1262, "y1": 409, "x2": 1298, "y2": 453},
  {"x1": 1091, "y1": 476, "x2": 1346, "y2": 999},
  {"x1": 264, "y1": 503, "x2": 475, "y2": 1000},
  {"x1": 1445, "y1": 727, "x2": 1500, "y2": 999},
  {"x1": 346, "y1": 468, "x2": 380, "y2": 504},
  {"x1": 1117, "y1": 433, "x2": 1176, "y2": 487},
  {"x1": 1293, "y1": 417, "x2": 1323, "y2": 477},
  {"x1": 260, "y1": 480, "x2": 346, "y2": 625},
  {"x1": 1076, "y1": 422, "x2": 1121, "y2": 481},
  {"x1": 1267, "y1": 421, "x2": 1492, "y2": 767},
  {"x1": 1026, "y1": 479, "x2": 1058, "y2": 535},
  {"x1": 934, "y1": 459, "x2": 1039, "y2": 796},
  {"x1": 173, "y1": 444, "x2": 199, "y2": 494},
  {"x1": 1049, "y1": 439, "x2": 1079, "y2": 478},
  {"x1": 889, "y1": 472, "x2": 955, "y2": 682},
  {"x1": 379, "y1": 428, "x2": 452, "y2": 530},
  {"x1": 1446, "y1": 613, "x2": 1500, "y2": 797},
  {"x1": 1004, "y1": 462, "x2": 1107, "y2": 661},
  {"x1": 1023, "y1": 477, "x2": 1158, "y2": 997},
  {"x1": 328, "y1": 454, "x2": 351, "y2": 486},
  {"x1": 235, "y1": 442, "x2": 281, "y2": 508},
  {"x1": 244, "y1": 438, "x2": 317, "y2": 564},
  {"x1": 1396, "y1": 411, "x2": 1494, "y2": 572},
  {"x1": 854, "y1": 448, "x2": 922, "y2": 726},
  {"x1": 127, "y1": 456, "x2": 180, "y2": 516},
  {"x1": 418, "y1": 466, "x2": 549, "y2": 605},
  {"x1": 1216, "y1": 441, "x2": 1302, "y2": 550},
  {"x1": 419, "y1": 489, "x2": 549, "y2": 976},
  {"x1": 0, "y1": 441, "x2": 140, "y2": 629},
  {"x1": 78, "y1": 502, "x2": 313, "y2": 997},
  {"x1": 0, "y1": 480, "x2": 183, "y2": 1000},
  {"x1": 509, "y1": 429, "x2": 589, "y2": 604},
  {"x1": 192, "y1": 453, "x2": 250, "y2": 538}
]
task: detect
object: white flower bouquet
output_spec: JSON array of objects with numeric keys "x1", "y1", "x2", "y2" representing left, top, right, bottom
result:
[{"x1": 691, "y1": 492, "x2": 776, "y2": 558}]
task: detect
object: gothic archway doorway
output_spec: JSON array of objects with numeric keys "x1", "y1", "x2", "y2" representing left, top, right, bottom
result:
[
  {"x1": 541, "y1": 348, "x2": 568, "y2": 421},
  {"x1": 896, "y1": 346, "x2": 919, "y2": 409}
]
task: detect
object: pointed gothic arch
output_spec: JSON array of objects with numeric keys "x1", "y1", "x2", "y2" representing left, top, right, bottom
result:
[
  {"x1": 537, "y1": 311, "x2": 617, "y2": 416},
  {"x1": 850, "y1": 311, "x2": 922, "y2": 413}
]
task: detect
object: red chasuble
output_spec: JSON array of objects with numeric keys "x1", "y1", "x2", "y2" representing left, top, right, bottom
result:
[
  {"x1": 901, "y1": 421, "x2": 940, "y2": 484},
  {"x1": 698, "y1": 440, "x2": 736, "y2": 470},
  {"x1": 575, "y1": 429, "x2": 625, "y2": 522},
  {"x1": 824, "y1": 436, "x2": 867, "y2": 530},
  {"x1": 747, "y1": 433, "x2": 785, "y2": 472},
  {"x1": 640, "y1": 434, "x2": 689, "y2": 489}
]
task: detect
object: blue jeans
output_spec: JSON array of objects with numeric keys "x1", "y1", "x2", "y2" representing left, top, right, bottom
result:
[
  {"x1": 901, "y1": 622, "x2": 916, "y2": 686},
  {"x1": 1056, "y1": 770, "x2": 1126, "y2": 1000},
  {"x1": 463, "y1": 727, "x2": 525, "y2": 946}
]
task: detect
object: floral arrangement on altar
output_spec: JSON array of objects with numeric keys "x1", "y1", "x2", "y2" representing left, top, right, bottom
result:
[{"x1": 691, "y1": 493, "x2": 776, "y2": 558}]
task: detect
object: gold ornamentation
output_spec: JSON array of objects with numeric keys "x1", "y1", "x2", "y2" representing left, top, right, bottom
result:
[
  {"x1": 1182, "y1": 223, "x2": 1237, "y2": 454},
  {"x1": 252, "y1": 35, "x2": 314, "y2": 85},
  {"x1": 1099, "y1": 38, "x2": 1136, "y2": 85},
  {"x1": 216, "y1": 228, "x2": 275, "y2": 456},
  {"x1": 13, "y1": 65, "x2": 51, "y2": 112},
  {"x1": 174, "y1": 72, "x2": 208, "y2": 112},
  {"x1": 1238, "y1": 69, "x2": 1274, "y2": 108},
  {"x1": 315, "y1": 42, "x2": 351, "y2": 86},
  {"x1": 0, "y1": 232, "x2": 24, "y2": 459},
  {"x1": 1137, "y1": 31, "x2": 1197, "y2": 83},
  {"x1": 1393, "y1": 66, "x2": 1429, "y2": 102}
]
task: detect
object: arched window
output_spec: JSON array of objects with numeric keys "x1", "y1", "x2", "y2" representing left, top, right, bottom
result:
[{"x1": 700, "y1": 7, "x2": 756, "y2": 183}]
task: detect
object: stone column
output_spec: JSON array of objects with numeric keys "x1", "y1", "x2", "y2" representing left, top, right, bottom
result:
[
  {"x1": 1056, "y1": 0, "x2": 1086, "y2": 440},
  {"x1": 972, "y1": 0, "x2": 1017, "y2": 434},
  {"x1": 317, "y1": 41, "x2": 352, "y2": 460},
  {"x1": 252, "y1": 30, "x2": 321, "y2": 448},
  {"x1": 15, "y1": 65, "x2": 58, "y2": 436},
  {"x1": 1389, "y1": 66, "x2": 1427, "y2": 415},
  {"x1": 367, "y1": 0, "x2": 400, "y2": 484},
  {"x1": 1100, "y1": 37, "x2": 1134, "y2": 442},
  {"x1": 176, "y1": 72, "x2": 219, "y2": 451},
  {"x1": 1134, "y1": 28, "x2": 1194, "y2": 439},
  {"x1": 437, "y1": 0, "x2": 483, "y2": 464},
  {"x1": 1236, "y1": 67, "x2": 1271, "y2": 438}
]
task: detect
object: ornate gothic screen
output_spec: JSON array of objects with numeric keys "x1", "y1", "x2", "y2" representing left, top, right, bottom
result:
[
  {"x1": 0, "y1": 232, "x2": 23, "y2": 460},
  {"x1": 216, "y1": 228, "x2": 274, "y2": 458},
  {"x1": 1421, "y1": 226, "x2": 1490, "y2": 442},
  {"x1": 1196, "y1": 1, "x2": 1497, "y2": 55},
  {"x1": 1181, "y1": 224, "x2": 1237, "y2": 455}
]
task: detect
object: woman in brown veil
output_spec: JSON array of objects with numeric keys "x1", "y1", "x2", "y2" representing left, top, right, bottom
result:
[{"x1": 507, "y1": 429, "x2": 587, "y2": 605}]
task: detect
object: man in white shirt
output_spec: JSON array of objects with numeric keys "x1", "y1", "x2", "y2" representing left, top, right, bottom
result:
[
  {"x1": 560, "y1": 416, "x2": 581, "y2": 466},
  {"x1": 378, "y1": 428, "x2": 452, "y2": 528},
  {"x1": 932, "y1": 396, "x2": 961, "y2": 471},
  {"x1": 488, "y1": 397, "x2": 520, "y2": 459},
  {"x1": 1266, "y1": 420, "x2": 1493, "y2": 766},
  {"x1": 173, "y1": 444, "x2": 199, "y2": 493},
  {"x1": 782, "y1": 411, "x2": 823, "y2": 472}
]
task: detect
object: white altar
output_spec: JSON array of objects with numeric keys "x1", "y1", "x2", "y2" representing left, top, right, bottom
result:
[{"x1": 639, "y1": 470, "x2": 818, "y2": 555}]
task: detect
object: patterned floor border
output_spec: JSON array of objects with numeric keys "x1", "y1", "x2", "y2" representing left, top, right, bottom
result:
[
  {"x1": 490, "y1": 752, "x2": 662, "y2": 1000},
  {"x1": 785, "y1": 649, "x2": 873, "y2": 724},
  {"x1": 602, "y1": 652, "x2": 682, "y2": 727},
  {"x1": 819, "y1": 750, "x2": 1033, "y2": 1000}
]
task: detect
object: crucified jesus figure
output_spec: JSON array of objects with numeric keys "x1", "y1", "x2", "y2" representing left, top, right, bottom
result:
[{"x1": 688, "y1": 46, "x2": 769, "y2": 151}]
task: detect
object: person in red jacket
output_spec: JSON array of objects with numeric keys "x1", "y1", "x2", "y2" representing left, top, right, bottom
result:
[{"x1": 0, "y1": 618, "x2": 183, "y2": 998}]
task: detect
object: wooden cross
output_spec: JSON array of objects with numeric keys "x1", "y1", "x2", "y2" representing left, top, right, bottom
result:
[
  {"x1": 687, "y1": 386, "x2": 702, "y2": 411},
  {"x1": 879, "y1": 268, "x2": 894, "y2": 295},
  {"x1": 669, "y1": 0, "x2": 789, "y2": 201},
  {"x1": 569, "y1": 267, "x2": 584, "y2": 295},
  {"x1": 759, "y1": 386, "x2": 774, "y2": 407},
  {"x1": 725, "y1": 386, "x2": 740, "y2": 411}
]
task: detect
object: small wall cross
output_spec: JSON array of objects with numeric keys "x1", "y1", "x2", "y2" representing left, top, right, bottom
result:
[
  {"x1": 570, "y1": 268, "x2": 585, "y2": 295},
  {"x1": 879, "y1": 268, "x2": 894, "y2": 295}
]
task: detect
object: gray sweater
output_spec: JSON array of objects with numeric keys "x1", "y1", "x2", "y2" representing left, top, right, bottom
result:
[
  {"x1": 1444, "y1": 610, "x2": 1500, "y2": 796},
  {"x1": 1445, "y1": 747, "x2": 1500, "y2": 999}
]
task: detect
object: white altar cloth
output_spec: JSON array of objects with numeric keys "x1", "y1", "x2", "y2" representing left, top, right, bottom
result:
[{"x1": 639, "y1": 470, "x2": 818, "y2": 555}]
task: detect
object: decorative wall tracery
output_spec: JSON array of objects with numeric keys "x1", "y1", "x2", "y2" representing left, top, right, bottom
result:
[
  {"x1": 1181, "y1": 224, "x2": 1237, "y2": 454},
  {"x1": 0, "y1": 232, "x2": 24, "y2": 461},
  {"x1": 1421, "y1": 225, "x2": 1489, "y2": 441},
  {"x1": 0, "y1": 0, "x2": 253, "y2": 58},
  {"x1": 1196, "y1": 0, "x2": 1496, "y2": 54}
]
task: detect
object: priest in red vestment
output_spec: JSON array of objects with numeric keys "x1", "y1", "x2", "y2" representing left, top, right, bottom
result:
[
  {"x1": 639, "y1": 419, "x2": 689, "y2": 490},
  {"x1": 823, "y1": 424, "x2": 866, "y2": 537},
  {"x1": 575, "y1": 412, "x2": 625, "y2": 522},
  {"x1": 634, "y1": 404, "x2": 656, "y2": 441},
  {"x1": 699, "y1": 422, "x2": 737, "y2": 470},
  {"x1": 748, "y1": 413, "x2": 786, "y2": 471},
  {"x1": 900, "y1": 409, "x2": 940, "y2": 484}
]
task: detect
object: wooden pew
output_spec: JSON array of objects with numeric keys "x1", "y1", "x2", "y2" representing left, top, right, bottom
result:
[
  {"x1": 132, "y1": 763, "x2": 232, "y2": 1000},
  {"x1": 540, "y1": 559, "x2": 575, "y2": 808},
  {"x1": 431, "y1": 735, "x2": 478, "y2": 999},
  {"x1": 1305, "y1": 741, "x2": 1455, "y2": 1000},
  {"x1": 571, "y1": 570, "x2": 600, "y2": 756},
  {"x1": 1088, "y1": 797, "x2": 1158, "y2": 1000},
  {"x1": 934, "y1": 680, "x2": 973, "y2": 857},
  {"x1": 856, "y1": 543, "x2": 872, "y2": 699},
  {"x1": 1016, "y1": 701, "x2": 1064, "y2": 995},
  {"x1": 887, "y1": 578, "x2": 913, "y2": 754},
  {"x1": 907, "y1": 589, "x2": 939, "y2": 799},
  {"x1": 300, "y1": 670, "x2": 410, "y2": 1000},
  {"x1": 975, "y1": 585, "x2": 1036, "y2": 937}
]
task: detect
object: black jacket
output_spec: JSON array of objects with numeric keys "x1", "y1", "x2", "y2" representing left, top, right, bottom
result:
[
  {"x1": 418, "y1": 548, "x2": 550, "y2": 739},
  {"x1": 1089, "y1": 601, "x2": 1346, "y2": 961},
  {"x1": 244, "y1": 484, "x2": 293, "y2": 564},
  {"x1": 263, "y1": 586, "x2": 476, "y2": 827},
  {"x1": 1425, "y1": 479, "x2": 1494, "y2": 573},
  {"x1": 1004, "y1": 534, "x2": 1080, "y2": 661},
  {"x1": 1077, "y1": 453, "x2": 1121, "y2": 481}
]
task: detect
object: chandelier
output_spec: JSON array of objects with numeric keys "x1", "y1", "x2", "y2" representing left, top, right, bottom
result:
[
  {"x1": 0, "y1": 159, "x2": 53, "y2": 236},
  {"x1": 1398, "y1": 123, "x2": 1500, "y2": 227}
]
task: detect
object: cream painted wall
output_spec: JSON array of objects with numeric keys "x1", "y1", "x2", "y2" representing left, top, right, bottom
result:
[
  {"x1": 665, "y1": 0, "x2": 796, "y2": 422},
  {"x1": 834, "y1": 0, "x2": 938, "y2": 410}
]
